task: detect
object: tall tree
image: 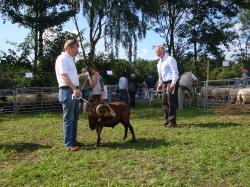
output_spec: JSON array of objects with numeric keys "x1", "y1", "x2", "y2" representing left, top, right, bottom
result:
[
  {"x1": 104, "y1": 0, "x2": 147, "y2": 62},
  {"x1": 177, "y1": 0, "x2": 244, "y2": 74},
  {"x1": 151, "y1": 0, "x2": 189, "y2": 60},
  {"x1": 185, "y1": 1, "x2": 238, "y2": 58},
  {"x1": 149, "y1": 0, "x2": 247, "y2": 75},
  {"x1": 71, "y1": 0, "x2": 157, "y2": 63},
  {"x1": 239, "y1": 9, "x2": 250, "y2": 61},
  {"x1": 0, "y1": 0, "x2": 76, "y2": 73}
]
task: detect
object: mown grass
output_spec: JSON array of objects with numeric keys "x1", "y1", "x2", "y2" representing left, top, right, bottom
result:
[{"x1": 0, "y1": 100, "x2": 249, "y2": 187}]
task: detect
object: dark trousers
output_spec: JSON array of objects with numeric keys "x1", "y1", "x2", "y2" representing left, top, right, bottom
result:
[
  {"x1": 162, "y1": 81, "x2": 179, "y2": 125},
  {"x1": 129, "y1": 91, "x2": 136, "y2": 108},
  {"x1": 119, "y1": 89, "x2": 128, "y2": 104}
]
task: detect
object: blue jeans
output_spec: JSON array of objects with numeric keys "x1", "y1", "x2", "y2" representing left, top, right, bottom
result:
[
  {"x1": 119, "y1": 89, "x2": 128, "y2": 104},
  {"x1": 58, "y1": 88, "x2": 79, "y2": 147},
  {"x1": 81, "y1": 88, "x2": 92, "y2": 100}
]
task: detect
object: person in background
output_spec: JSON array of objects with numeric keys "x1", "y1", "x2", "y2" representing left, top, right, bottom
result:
[
  {"x1": 79, "y1": 67, "x2": 92, "y2": 112},
  {"x1": 143, "y1": 74, "x2": 157, "y2": 106},
  {"x1": 240, "y1": 66, "x2": 249, "y2": 79},
  {"x1": 118, "y1": 72, "x2": 128, "y2": 104},
  {"x1": 92, "y1": 71, "x2": 116, "y2": 119},
  {"x1": 99, "y1": 74, "x2": 104, "y2": 103},
  {"x1": 99, "y1": 77, "x2": 109, "y2": 103},
  {"x1": 155, "y1": 45, "x2": 179, "y2": 127},
  {"x1": 178, "y1": 70, "x2": 198, "y2": 110},
  {"x1": 55, "y1": 39, "x2": 81, "y2": 151},
  {"x1": 90, "y1": 67, "x2": 102, "y2": 104},
  {"x1": 102, "y1": 84, "x2": 109, "y2": 103},
  {"x1": 235, "y1": 66, "x2": 249, "y2": 87},
  {"x1": 128, "y1": 73, "x2": 138, "y2": 108}
]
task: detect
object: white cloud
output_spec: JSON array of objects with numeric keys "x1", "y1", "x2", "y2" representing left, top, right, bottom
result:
[{"x1": 142, "y1": 48, "x2": 148, "y2": 53}]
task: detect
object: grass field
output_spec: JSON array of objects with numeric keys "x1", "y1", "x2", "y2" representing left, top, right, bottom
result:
[{"x1": 0, "y1": 101, "x2": 250, "y2": 186}]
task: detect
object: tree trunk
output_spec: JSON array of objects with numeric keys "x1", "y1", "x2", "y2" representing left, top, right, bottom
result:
[
  {"x1": 33, "y1": 30, "x2": 38, "y2": 74},
  {"x1": 38, "y1": 29, "x2": 44, "y2": 64},
  {"x1": 168, "y1": 3, "x2": 175, "y2": 57},
  {"x1": 73, "y1": 15, "x2": 86, "y2": 59}
]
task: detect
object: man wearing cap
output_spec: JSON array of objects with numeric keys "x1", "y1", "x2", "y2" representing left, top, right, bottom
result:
[
  {"x1": 239, "y1": 66, "x2": 249, "y2": 87},
  {"x1": 55, "y1": 39, "x2": 81, "y2": 151},
  {"x1": 155, "y1": 45, "x2": 179, "y2": 127},
  {"x1": 240, "y1": 67, "x2": 249, "y2": 79}
]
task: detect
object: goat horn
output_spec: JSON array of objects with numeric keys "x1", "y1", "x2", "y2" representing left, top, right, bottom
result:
[{"x1": 96, "y1": 104, "x2": 105, "y2": 116}]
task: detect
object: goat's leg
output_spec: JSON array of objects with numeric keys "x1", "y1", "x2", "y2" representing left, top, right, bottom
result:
[
  {"x1": 128, "y1": 121, "x2": 136, "y2": 143},
  {"x1": 123, "y1": 125, "x2": 128, "y2": 140},
  {"x1": 96, "y1": 125, "x2": 103, "y2": 146}
]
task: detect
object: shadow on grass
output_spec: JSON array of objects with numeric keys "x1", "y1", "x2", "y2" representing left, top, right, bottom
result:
[
  {"x1": 0, "y1": 142, "x2": 51, "y2": 153},
  {"x1": 80, "y1": 138, "x2": 169, "y2": 150},
  {"x1": 0, "y1": 112, "x2": 62, "y2": 122},
  {"x1": 179, "y1": 122, "x2": 241, "y2": 128}
]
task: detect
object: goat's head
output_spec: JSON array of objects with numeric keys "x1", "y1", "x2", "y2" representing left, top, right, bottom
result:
[{"x1": 96, "y1": 104, "x2": 112, "y2": 118}]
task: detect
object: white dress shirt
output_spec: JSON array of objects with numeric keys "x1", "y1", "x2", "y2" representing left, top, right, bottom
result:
[
  {"x1": 119, "y1": 77, "x2": 127, "y2": 89},
  {"x1": 55, "y1": 52, "x2": 79, "y2": 87},
  {"x1": 157, "y1": 54, "x2": 179, "y2": 85}
]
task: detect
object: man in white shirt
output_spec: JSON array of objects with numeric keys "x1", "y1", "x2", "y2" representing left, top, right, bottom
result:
[
  {"x1": 55, "y1": 39, "x2": 81, "y2": 151},
  {"x1": 178, "y1": 70, "x2": 198, "y2": 110},
  {"x1": 156, "y1": 45, "x2": 179, "y2": 127},
  {"x1": 118, "y1": 72, "x2": 128, "y2": 104}
]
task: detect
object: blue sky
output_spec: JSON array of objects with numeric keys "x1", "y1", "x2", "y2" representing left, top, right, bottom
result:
[{"x1": 0, "y1": 17, "x2": 163, "y2": 61}]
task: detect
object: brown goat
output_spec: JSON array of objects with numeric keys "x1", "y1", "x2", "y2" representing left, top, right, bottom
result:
[{"x1": 87, "y1": 101, "x2": 136, "y2": 146}]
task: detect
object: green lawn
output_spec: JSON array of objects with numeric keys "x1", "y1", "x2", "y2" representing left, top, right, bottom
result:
[{"x1": 0, "y1": 101, "x2": 249, "y2": 186}]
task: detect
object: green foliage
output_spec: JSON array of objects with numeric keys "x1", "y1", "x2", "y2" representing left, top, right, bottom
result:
[
  {"x1": 104, "y1": 0, "x2": 148, "y2": 62},
  {"x1": 1, "y1": 0, "x2": 249, "y2": 87},
  {"x1": 210, "y1": 63, "x2": 242, "y2": 80},
  {"x1": 0, "y1": 0, "x2": 77, "y2": 72},
  {"x1": 0, "y1": 0, "x2": 76, "y2": 29},
  {"x1": 76, "y1": 53, "x2": 116, "y2": 84},
  {"x1": 183, "y1": 0, "x2": 239, "y2": 60},
  {"x1": 72, "y1": 0, "x2": 152, "y2": 62},
  {"x1": 0, "y1": 29, "x2": 79, "y2": 88},
  {"x1": 238, "y1": 8, "x2": 250, "y2": 61},
  {"x1": 75, "y1": 56, "x2": 157, "y2": 84},
  {"x1": 0, "y1": 50, "x2": 33, "y2": 88},
  {"x1": 240, "y1": 9, "x2": 250, "y2": 30},
  {"x1": 40, "y1": 27, "x2": 78, "y2": 87},
  {"x1": 133, "y1": 59, "x2": 158, "y2": 82},
  {"x1": 179, "y1": 58, "x2": 209, "y2": 81},
  {"x1": 0, "y1": 104, "x2": 250, "y2": 186}
]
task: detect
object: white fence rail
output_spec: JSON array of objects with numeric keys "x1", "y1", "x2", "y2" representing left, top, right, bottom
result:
[
  {"x1": 0, "y1": 85, "x2": 147, "y2": 114},
  {"x1": 2, "y1": 78, "x2": 250, "y2": 114},
  {"x1": 0, "y1": 87, "x2": 61, "y2": 114}
]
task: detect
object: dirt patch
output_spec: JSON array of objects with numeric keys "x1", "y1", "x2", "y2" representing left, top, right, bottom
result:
[{"x1": 210, "y1": 104, "x2": 250, "y2": 114}]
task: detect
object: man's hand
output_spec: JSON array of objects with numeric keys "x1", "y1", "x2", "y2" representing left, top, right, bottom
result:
[
  {"x1": 168, "y1": 84, "x2": 176, "y2": 94},
  {"x1": 156, "y1": 84, "x2": 162, "y2": 92},
  {"x1": 169, "y1": 84, "x2": 176, "y2": 91},
  {"x1": 73, "y1": 89, "x2": 81, "y2": 97}
]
